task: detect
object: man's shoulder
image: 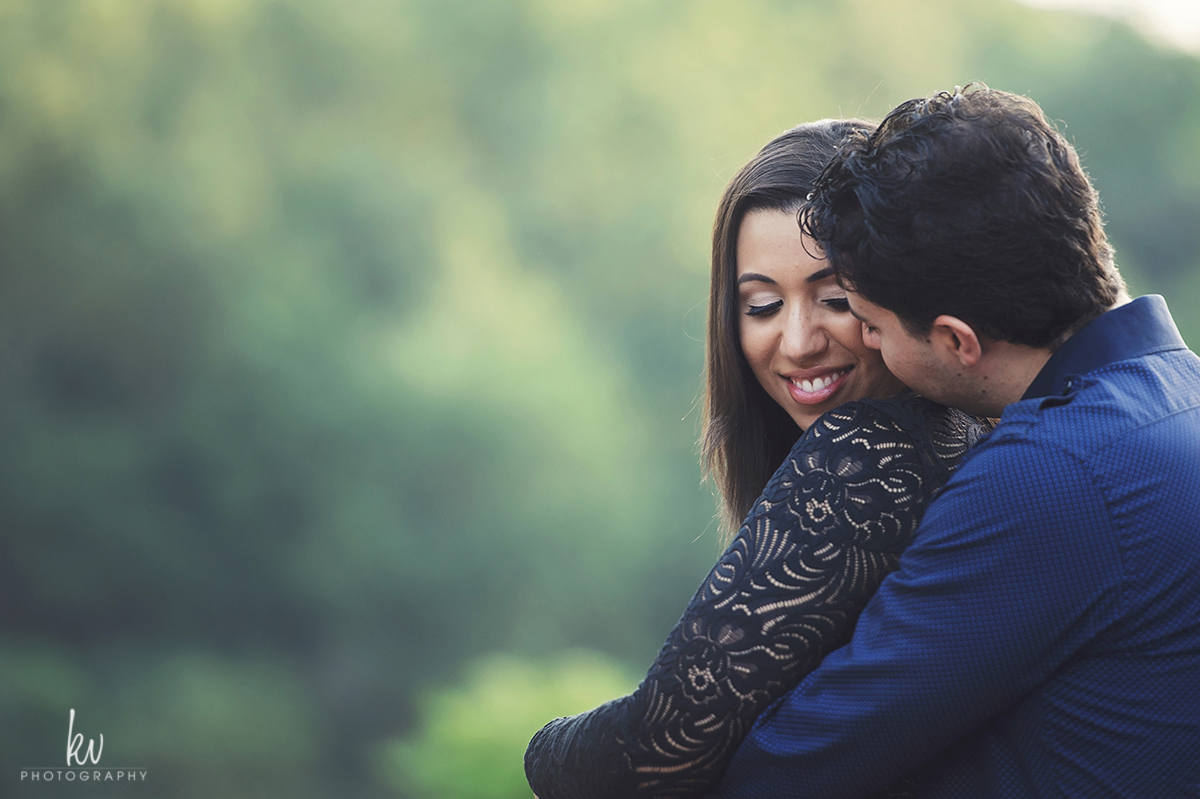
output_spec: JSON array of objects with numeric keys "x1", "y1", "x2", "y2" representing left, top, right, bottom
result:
[
  {"x1": 922, "y1": 346, "x2": 1200, "y2": 552},
  {"x1": 921, "y1": 346, "x2": 1200, "y2": 549},
  {"x1": 996, "y1": 347, "x2": 1200, "y2": 459}
]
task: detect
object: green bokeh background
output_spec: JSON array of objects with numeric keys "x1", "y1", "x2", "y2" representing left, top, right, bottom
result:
[{"x1": 3, "y1": 0, "x2": 1198, "y2": 797}]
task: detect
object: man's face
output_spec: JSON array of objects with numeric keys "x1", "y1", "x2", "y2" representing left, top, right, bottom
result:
[{"x1": 846, "y1": 291, "x2": 962, "y2": 407}]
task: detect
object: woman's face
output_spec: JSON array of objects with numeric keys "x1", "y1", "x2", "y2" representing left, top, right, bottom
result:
[{"x1": 736, "y1": 209, "x2": 907, "y2": 430}]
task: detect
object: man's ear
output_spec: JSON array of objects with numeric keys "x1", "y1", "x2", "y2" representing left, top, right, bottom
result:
[{"x1": 929, "y1": 315, "x2": 982, "y2": 367}]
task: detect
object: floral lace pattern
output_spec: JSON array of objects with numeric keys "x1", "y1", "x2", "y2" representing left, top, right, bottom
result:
[{"x1": 526, "y1": 396, "x2": 979, "y2": 799}]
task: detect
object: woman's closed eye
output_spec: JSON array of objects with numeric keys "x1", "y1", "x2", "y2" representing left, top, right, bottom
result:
[
  {"x1": 822, "y1": 297, "x2": 851, "y2": 312},
  {"x1": 745, "y1": 299, "x2": 783, "y2": 317}
]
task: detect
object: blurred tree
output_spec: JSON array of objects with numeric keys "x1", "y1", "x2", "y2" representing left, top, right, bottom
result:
[{"x1": 377, "y1": 651, "x2": 635, "y2": 799}]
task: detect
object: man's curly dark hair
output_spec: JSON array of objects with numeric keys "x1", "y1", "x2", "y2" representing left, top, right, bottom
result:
[{"x1": 801, "y1": 84, "x2": 1126, "y2": 348}]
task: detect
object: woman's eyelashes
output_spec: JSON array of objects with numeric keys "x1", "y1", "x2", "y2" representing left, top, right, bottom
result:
[
  {"x1": 744, "y1": 296, "x2": 849, "y2": 317},
  {"x1": 745, "y1": 299, "x2": 783, "y2": 317}
]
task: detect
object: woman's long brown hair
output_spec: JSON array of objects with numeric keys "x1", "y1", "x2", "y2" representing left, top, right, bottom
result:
[{"x1": 701, "y1": 119, "x2": 876, "y2": 537}]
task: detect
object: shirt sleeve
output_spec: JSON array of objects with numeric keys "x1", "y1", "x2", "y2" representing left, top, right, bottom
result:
[
  {"x1": 525, "y1": 400, "x2": 967, "y2": 799},
  {"x1": 707, "y1": 433, "x2": 1124, "y2": 799}
]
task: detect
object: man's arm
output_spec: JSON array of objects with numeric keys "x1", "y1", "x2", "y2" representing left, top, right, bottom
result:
[{"x1": 709, "y1": 434, "x2": 1122, "y2": 798}]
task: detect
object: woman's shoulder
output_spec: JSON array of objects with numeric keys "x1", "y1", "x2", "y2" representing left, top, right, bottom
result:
[
  {"x1": 809, "y1": 391, "x2": 954, "y2": 434},
  {"x1": 806, "y1": 393, "x2": 985, "y2": 469}
]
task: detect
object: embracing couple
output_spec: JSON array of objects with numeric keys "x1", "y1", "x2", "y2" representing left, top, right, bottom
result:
[{"x1": 525, "y1": 85, "x2": 1200, "y2": 797}]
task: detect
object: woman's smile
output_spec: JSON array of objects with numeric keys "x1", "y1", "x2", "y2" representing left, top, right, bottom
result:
[{"x1": 784, "y1": 367, "x2": 852, "y2": 404}]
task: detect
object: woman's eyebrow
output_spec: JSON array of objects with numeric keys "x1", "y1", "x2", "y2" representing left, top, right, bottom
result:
[
  {"x1": 737, "y1": 272, "x2": 778, "y2": 286},
  {"x1": 806, "y1": 267, "x2": 835, "y2": 283}
]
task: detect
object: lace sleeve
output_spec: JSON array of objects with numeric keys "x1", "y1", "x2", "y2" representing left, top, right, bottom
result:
[{"x1": 524, "y1": 398, "x2": 973, "y2": 799}]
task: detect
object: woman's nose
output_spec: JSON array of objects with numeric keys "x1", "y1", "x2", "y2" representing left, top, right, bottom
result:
[{"x1": 779, "y1": 309, "x2": 827, "y2": 361}]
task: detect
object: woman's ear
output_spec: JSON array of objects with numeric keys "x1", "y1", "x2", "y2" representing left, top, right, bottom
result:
[{"x1": 930, "y1": 315, "x2": 983, "y2": 368}]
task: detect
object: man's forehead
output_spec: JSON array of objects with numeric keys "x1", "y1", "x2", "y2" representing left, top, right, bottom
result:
[{"x1": 845, "y1": 291, "x2": 878, "y2": 322}]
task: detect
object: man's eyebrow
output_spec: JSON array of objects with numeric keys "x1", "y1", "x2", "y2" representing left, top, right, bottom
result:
[
  {"x1": 848, "y1": 305, "x2": 868, "y2": 323},
  {"x1": 737, "y1": 272, "x2": 778, "y2": 286},
  {"x1": 806, "y1": 267, "x2": 835, "y2": 283}
]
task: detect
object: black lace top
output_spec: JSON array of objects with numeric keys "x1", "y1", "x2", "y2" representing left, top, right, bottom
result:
[{"x1": 524, "y1": 395, "x2": 981, "y2": 799}]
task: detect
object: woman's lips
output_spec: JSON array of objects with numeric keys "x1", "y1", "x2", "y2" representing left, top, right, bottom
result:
[{"x1": 785, "y1": 368, "x2": 850, "y2": 405}]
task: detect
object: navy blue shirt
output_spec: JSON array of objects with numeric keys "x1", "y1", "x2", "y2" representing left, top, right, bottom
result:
[{"x1": 710, "y1": 296, "x2": 1200, "y2": 797}]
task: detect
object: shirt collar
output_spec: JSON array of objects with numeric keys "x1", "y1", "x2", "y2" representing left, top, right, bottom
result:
[{"x1": 1022, "y1": 295, "x2": 1187, "y2": 400}]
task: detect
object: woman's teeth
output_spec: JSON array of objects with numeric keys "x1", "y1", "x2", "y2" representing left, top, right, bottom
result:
[{"x1": 792, "y1": 372, "x2": 844, "y2": 393}]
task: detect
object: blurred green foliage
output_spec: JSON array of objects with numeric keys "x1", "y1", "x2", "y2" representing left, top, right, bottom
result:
[
  {"x1": 1, "y1": 0, "x2": 1198, "y2": 797},
  {"x1": 377, "y1": 651, "x2": 635, "y2": 799}
]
